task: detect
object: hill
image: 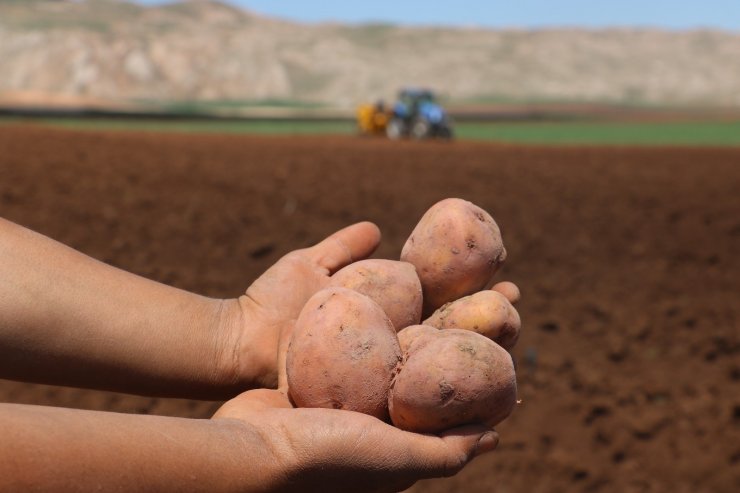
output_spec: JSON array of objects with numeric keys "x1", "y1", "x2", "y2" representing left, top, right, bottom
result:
[{"x1": 1, "y1": 0, "x2": 739, "y2": 107}]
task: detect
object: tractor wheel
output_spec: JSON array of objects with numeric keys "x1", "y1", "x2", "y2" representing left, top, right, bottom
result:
[
  {"x1": 437, "y1": 125, "x2": 454, "y2": 140},
  {"x1": 386, "y1": 119, "x2": 406, "y2": 140},
  {"x1": 411, "y1": 119, "x2": 430, "y2": 140}
]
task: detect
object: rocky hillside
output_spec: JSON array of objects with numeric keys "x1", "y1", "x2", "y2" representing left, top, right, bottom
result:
[{"x1": 1, "y1": 0, "x2": 739, "y2": 107}]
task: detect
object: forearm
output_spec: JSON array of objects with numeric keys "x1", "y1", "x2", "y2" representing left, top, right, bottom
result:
[
  {"x1": 0, "y1": 218, "x2": 241, "y2": 398},
  {"x1": 0, "y1": 403, "x2": 279, "y2": 492}
]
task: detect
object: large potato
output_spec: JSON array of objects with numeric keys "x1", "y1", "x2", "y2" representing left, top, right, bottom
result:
[
  {"x1": 328, "y1": 259, "x2": 422, "y2": 331},
  {"x1": 389, "y1": 329, "x2": 517, "y2": 433},
  {"x1": 401, "y1": 198, "x2": 507, "y2": 316},
  {"x1": 424, "y1": 290, "x2": 521, "y2": 350},
  {"x1": 286, "y1": 287, "x2": 402, "y2": 419}
]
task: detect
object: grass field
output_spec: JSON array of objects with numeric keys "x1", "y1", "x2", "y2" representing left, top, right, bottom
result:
[
  {"x1": 2, "y1": 117, "x2": 740, "y2": 146},
  {"x1": 456, "y1": 120, "x2": 740, "y2": 146},
  {"x1": 0, "y1": 118, "x2": 354, "y2": 136}
]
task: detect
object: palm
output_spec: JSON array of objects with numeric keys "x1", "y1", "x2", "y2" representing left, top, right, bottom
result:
[
  {"x1": 245, "y1": 251, "x2": 330, "y2": 335},
  {"x1": 233, "y1": 223, "x2": 382, "y2": 389},
  {"x1": 213, "y1": 389, "x2": 498, "y2": 493}
]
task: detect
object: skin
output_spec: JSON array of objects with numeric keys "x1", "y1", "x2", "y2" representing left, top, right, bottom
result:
[
  {"x1": 0, "y1": 217, "x2": 379, "y2": 397},
  {"x1": 492, "y1": 281, "x2": 521, "y2": 305},
  {"x1": 0, "y1": 390, "x2": 499, "y2": 493},
  {"x1": 212, "y1": 389, "x2": 499, "y2": 493},
  {"x1": 0, "y1": 217, "x2": 502, "y2": 491}
]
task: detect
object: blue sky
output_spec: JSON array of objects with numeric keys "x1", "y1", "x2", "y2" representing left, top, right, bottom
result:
[{"x1": 137, "y1": 1, "x2": 740, "y2": 30}]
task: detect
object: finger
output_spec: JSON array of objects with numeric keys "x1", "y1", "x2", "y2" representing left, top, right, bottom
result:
[
  {"x1": 307, "y1": 222, "x2": 381, "y2": 275},
  {"x1": 397, "y1": 425, "x2": 498, "y2": 480},
  {"x1": 276, "y1": 328, "x2": 291, "y2": 392},
  {"x1": 438, "y1": 425, "x2": 499, "y2": 460},
  {"x1": 491, "y1": 281, "x2": 521, "y2": 305}
]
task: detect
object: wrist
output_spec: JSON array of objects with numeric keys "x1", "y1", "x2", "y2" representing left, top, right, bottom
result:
[
  {"x1": 214, "y1": 297, "x2": 280, "y2": 394},
  {"x1": 211, "y1": 415, "x2": 297, "y2": 492}
]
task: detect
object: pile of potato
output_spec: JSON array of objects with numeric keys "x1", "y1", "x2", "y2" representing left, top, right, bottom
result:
[{"x1": 286, "y1": 198, "x2": 520, "y2": 433}]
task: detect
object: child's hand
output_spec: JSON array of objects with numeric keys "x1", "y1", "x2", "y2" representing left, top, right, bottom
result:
[{"x1": 217, "y1": 222, "x2": 381, "y2": 390}]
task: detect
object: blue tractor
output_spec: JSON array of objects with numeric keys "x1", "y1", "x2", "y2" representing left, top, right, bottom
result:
[{"x1": 386, "y1": 88, "x2": 453, "y2": 140}]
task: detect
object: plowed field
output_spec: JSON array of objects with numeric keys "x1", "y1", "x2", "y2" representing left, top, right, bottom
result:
[{"x1": 1, "y1": 125, "x2": 738, "y2": 492}]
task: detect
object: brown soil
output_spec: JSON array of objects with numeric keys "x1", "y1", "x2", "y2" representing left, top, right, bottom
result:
[{"x1": 1, "y1": 125, "x2": 738, "y2": 492}]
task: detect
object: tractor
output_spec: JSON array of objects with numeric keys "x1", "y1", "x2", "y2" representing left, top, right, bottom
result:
[{"x1": 356, "y1": 88, "x2": 453, "y2": 140}]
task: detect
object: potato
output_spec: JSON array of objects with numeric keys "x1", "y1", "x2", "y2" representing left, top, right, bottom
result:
[
  {"x1": 286, "y1": 287, "x2": 402, "y2": 419},
  {"x1": 401, "y1": 198, "x2": 507, "y2": 316},
  {"x1": 329, "y1": 259, "x2": 422, "y2": 331},
  {"x1": 424, "y1": 290, "x2": 521, "y2": 350},
  {"x1": 492, "y1": 281, "x2": 521, "y2": 304},
  {"x1": 389, "y1": 329, "x2": 517, "y2": 433},
  {"x1": 397, "y1": 324, "x2": 439, "y2": 353}
]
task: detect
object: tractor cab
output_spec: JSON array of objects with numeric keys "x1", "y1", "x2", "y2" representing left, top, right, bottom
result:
[
  {"x1": 388, "y1": 88, "x2": 452, "y2": 140},
  {"x1": 394, "y1": 89, "x2": 434, "y2": 119}
]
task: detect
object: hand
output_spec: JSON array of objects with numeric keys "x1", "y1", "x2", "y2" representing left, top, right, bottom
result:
[
  {"x1": 216, "y1": 222, "x2": 382, "y2": 390},
  {"x1": 212, "y1": 389, "x2": 498, "y2": 493}
]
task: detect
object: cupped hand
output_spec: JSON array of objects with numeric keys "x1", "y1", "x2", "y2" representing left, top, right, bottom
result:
[
  {"x1": 216, "y1": 222, "x2": 381, "y2": 391},
  {"x1": 212, "y1": 389, "x2": 498, "y2": 493}
]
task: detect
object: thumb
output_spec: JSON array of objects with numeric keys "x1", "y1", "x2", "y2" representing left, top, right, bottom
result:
[{"x1": 307, "y1": 222, "x2": 381, "y2": 275}]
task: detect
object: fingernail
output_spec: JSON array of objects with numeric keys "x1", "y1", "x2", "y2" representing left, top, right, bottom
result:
[{"x1": 476, "y1": 431, "x2": 499, "y2": 456}]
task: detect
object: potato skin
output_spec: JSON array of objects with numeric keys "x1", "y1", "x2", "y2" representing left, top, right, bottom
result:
[
  {"x1": 329, "y1": 259, "x2": 422, "y2": 331},
  {"x1": 424, "y1": 290, "x2": 521, "y2": 350},
  {"x1": 389, "y1": 329, "x2": 517, "y2": 433},
  {"x1": 397, "y1": 324, "x2": 439, "y2": 354},
  {"x1": 401, "y1": 198, "x2": 507, "y2": 316},
  {"x1": 286, "y1": 287, "x2": 402, "y2": 419}
]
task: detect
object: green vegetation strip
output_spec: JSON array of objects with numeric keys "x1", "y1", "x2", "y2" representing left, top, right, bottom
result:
[
  {"x1": 455, "y1": 121, "x2": 740, "y2": 146},
  {"x1": 2, "y1": 117, "x2": 740, "y2": 146},
  {"x1": 0, "y1": 117, "x2": 354, "y2": 136}
]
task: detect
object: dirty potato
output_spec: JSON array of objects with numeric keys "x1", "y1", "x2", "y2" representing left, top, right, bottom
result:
[
  {"x1": 401, "y1": 198, "x2": 507, "y2": 316},
  {"x1": 286, "y1": 287, "x2": 402, "y2": 419},
  {"x1": 389, "y1": 329, "x2": 517, "y2": 433},
  {"x1": 329, "y1": 259, "x2": 422, "y2": 331},
  {"x1": 424, "y1": 290, "x2": 521, "y2": 350}
]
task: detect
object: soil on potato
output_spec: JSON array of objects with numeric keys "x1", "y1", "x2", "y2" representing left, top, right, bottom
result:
[{"x1": 1, "y1": 125, "x2": 738, "y2": 492}]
